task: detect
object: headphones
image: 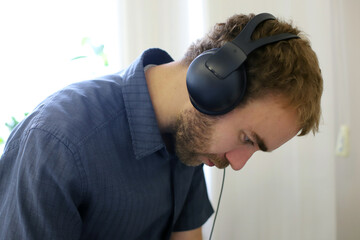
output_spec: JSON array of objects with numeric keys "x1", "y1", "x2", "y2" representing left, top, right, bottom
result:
[{"x1": 186, "y1": 13, "x2": 299, "y2": 115}]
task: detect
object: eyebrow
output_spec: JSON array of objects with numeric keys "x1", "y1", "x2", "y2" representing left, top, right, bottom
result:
[{"x1": 252, "y1": 132, "x2": 269, "y2": 152}]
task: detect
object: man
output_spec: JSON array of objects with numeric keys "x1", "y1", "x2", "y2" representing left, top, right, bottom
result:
[{"x1": 0, "y1": 13, "x2": 322, "y2": 239}]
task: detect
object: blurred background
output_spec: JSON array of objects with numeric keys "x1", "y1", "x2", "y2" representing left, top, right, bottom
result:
[{"x1": 0, "y1": 0, "x2": 358, "y2": 239}]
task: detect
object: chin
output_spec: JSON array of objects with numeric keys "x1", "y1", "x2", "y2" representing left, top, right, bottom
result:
[{"x1": 178, "y1": 157, "x2": 203, "y2": 167}]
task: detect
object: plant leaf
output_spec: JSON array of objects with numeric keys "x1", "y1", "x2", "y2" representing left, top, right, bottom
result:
[
  {"x1": 81, "y1": 37, "x2": 91, "y2": 46},
  {"x1": 92, "y1": 45, "x2": 104, "y2": 56},
  {"x1": 71, "y1": 56, "x2": 88, "y2": 61}
]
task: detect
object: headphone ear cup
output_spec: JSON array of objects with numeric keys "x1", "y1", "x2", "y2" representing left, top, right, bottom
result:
[{"x1": 186, "y1": 49, "x2": 247, "y2": 115}]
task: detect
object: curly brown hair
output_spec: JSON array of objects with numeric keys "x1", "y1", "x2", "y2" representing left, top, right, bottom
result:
[{"x1": 181, "y1": 13, "x2": 323, "y2": 136}]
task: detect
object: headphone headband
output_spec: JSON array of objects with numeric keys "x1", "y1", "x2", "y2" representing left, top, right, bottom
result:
[{"x1": 205, "y1": 13, "x2": 299, "y2": 79}]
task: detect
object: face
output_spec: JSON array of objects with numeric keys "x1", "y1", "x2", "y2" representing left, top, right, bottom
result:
[{"x1": 174, "y1": 95, "x2": 299, "y2": 171}]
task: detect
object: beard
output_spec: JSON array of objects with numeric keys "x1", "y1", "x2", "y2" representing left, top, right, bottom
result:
[{"x1": 174, "y1": 108, "x2": 229, "y2": 169}]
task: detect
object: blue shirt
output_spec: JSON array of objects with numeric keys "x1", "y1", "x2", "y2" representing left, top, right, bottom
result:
[{"x1": 0, "y1": 49, "x2": 213, "y2": 239}]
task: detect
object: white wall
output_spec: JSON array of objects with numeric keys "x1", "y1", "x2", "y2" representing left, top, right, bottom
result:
[
  {"x1": 117, "y1": 0, "x2": 193, "y2": 65},
  {"x1": 331, "y1": 1, "x2": 360, "y2": 239}
]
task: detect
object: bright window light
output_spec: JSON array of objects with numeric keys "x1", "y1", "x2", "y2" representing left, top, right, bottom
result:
[{"x1": 0, "y1": 0, "x2": 120, "y2": 151}]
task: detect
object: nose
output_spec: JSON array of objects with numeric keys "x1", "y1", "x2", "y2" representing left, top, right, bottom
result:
[{"x1": 225, "y1": 147, "x2": 255, "y2": 171}]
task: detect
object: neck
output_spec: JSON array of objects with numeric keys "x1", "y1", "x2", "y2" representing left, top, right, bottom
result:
[{"x1": 145, "y1": 61, "x2": 191, "y2": 133}]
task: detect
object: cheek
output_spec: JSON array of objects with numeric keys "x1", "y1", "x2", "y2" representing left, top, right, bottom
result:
[
  {"x1": 207, "y1": 129, "x2": 239, "y2": 154},
  {"x1": 207, "y1": 137, "x2": 238, "y2": 154},
  {"x1": 206, "y1": 123, "x2": 239, "y2": 154}
]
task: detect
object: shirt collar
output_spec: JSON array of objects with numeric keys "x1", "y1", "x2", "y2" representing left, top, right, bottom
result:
[{"x1": 121, "y1": 48, "x2": 174, "y2": 160}]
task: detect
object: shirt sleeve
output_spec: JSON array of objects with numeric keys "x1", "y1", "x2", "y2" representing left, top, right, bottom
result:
[
  {"x1": 173, "y1": 165, "x2": 214, "y2": 231},
  {"x1": 0, "y1": 128, "x2": 85, "y2": 239}
]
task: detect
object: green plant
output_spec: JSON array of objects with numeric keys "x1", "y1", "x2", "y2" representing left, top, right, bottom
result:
[
  {"x1": 5, "y1": 113, "x2": 28, "y2": 132},
  {"x1": 5, "y1": 116, "x2": 20, "y2": 132},
  {"x1": 0, "y1": 113, "x2": 28, "y2": 148},
  {"x1": 71, "y1": 37, "x2": 109, "y2": 66}
]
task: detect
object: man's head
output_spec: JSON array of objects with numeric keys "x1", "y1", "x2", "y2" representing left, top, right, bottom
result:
[
  {"x1": 181, "y1": 13, "x2": 323, "y2": 136},
  {"x1": 175, "y1": 13, "x2": 323, "y2": 170}
]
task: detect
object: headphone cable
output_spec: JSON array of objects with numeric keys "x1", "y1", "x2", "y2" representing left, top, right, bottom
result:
[{"x1": 209, "y1": 168, "x2": 226, "y2": 240}]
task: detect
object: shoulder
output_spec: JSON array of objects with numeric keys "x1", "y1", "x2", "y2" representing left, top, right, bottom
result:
[{"x1": 7, "y1": 74, "x2": 128, "y2": 151}]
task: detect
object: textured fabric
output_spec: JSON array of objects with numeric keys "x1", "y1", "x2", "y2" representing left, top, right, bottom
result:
[{"x1": 0, "y1": 49, "x2": 214, "y2": 239}]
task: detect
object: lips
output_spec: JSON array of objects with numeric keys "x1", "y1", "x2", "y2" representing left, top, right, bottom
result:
[
  {"x1": 200, "y1": 154, "x2": 230, "y2": 168},
  {"x1": 198, "y1": 155, "x2": 215, "y2": 167},
  {"x1": 205, "y1": 158, "x2": 215, "y2": 167}
]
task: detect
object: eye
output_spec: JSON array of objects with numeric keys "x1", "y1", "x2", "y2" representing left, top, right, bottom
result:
[{"x1": 243, "y1": 134, "x2": 254, "y2": 146}]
